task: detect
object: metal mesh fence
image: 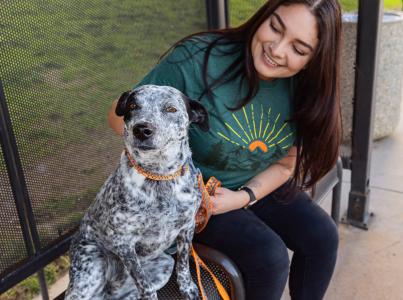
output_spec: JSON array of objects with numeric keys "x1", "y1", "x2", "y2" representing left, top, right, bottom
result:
[
  {"x1": 229, "y1": 0, "x2": 267, "y2": 27},
  {"x1": 0, "y1": 147, "x2": 29, "y2": 276},
  {"x1": 158, "y1": 258, "x2": 232, "y2": 300},
  {"x1": 0, "y1": 0, "x2": 205, "y2": 281}
]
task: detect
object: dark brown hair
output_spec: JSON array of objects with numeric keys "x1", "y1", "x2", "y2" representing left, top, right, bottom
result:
[{"x1": 162, "y1": 0, "x2": 342, "y2": 192}]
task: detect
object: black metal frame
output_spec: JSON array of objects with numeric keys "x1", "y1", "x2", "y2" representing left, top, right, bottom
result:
[
  {"x1": 0, "y1": 80, "x2": 50, "y2": 298},
  {"x1": 313, "y1": 157, "x2": 343, "y2": 225},
  {"x1": 205, "y1": 0, "x2": 229, "y2": 30},
  {"x1": 343, "y1": 0, "x2": 383, "y2": 230},
  {"x1": 0, "y1": 233, "x2": 74, "y2": 295}
]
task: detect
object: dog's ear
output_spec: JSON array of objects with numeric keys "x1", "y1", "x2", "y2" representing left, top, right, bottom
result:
[
  {"x1": 115, "y1": 90, "x2": 132, "y2": 117},
  {"x1": 187, "y1": 99, "x2": 210, "y2": 132}
]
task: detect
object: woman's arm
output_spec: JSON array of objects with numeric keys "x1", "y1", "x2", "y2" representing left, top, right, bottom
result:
[
  {"x1": 244, "y1": 145, "x2": 297, "y2": 200},
  {"x1": 211, "y1": 146, "x2": 297, "y2": 214},
  {"x1": 108, "y1": 100, "x2": 124, "y2": 136}
]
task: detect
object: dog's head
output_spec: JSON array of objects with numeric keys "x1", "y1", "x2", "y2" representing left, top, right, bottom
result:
[{"x1": 116, "y1": 85, "x2": 209, "y2": 152}]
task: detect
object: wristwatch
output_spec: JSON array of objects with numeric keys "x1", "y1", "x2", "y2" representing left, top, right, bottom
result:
[{"x1": 239, "y1": 186, "x2": 258, "y2": 209}]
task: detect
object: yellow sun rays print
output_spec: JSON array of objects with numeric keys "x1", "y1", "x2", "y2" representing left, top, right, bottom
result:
[{"x1": 217, "y1": 104, "x2": 293, "y2": 153}]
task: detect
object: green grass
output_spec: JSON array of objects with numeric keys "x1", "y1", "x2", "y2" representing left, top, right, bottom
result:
[
  {"x1": 1, "y1": 4, "x2": 205, "y2": 297},
  {"x1": 340, "y1": 0, "x2": 402, "y2": 12},
  {"x1": 0, "y1": 0, "x2": 206, "y2": 161}
]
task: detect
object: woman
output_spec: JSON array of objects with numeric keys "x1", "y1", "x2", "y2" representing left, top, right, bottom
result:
[{"x1": 109, "y1": 0, "x2": 342, "y2": 299}]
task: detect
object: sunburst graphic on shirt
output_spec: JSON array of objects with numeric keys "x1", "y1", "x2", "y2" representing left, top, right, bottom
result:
[{"x1": 216, "y1": 104, "x2": 293, "y2": 153}]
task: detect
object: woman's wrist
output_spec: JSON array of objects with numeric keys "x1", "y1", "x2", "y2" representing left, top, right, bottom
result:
[{"x1": 236, "y1": 190, "x2": 251, "y2": 209}]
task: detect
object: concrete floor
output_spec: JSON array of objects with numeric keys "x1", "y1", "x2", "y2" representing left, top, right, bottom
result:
[
  {"x1": 35, "y1": 108, "x2": 403, "y2": 300},
  {"x1": 309, "y1": 106, "x2": 403, "y2": 300}
]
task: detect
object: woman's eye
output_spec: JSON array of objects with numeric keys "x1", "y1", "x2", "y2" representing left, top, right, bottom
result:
[
  {"x1": 166, "y1": 106, "x2": 177, "y2": 113},
  {"x1": 293, "y1": 46, "x2": 306, "y2": 56},
  {"x1": 270, "y1": 22, "x2": 280, "y2": 33}
]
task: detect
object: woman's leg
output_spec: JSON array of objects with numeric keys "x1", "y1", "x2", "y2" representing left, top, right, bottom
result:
[
  {"x1": 193, "y1": 208, "x2": 290, "y2": 300},
  {"x1": 250, "y1": 184, "x2": 339, "y2": 300}
]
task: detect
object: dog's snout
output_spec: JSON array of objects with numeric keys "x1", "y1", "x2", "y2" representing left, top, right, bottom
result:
[{"x1": 133, "y1": 123, "x2": 154, "y2": 141}]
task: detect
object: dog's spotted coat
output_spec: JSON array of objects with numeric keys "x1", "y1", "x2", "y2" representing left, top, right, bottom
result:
[{"x1": 65, "y1": 85, "x2": 209, "y2": 300}]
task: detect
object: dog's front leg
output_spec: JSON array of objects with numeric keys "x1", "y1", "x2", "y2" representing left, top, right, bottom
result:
[
  {"x1": 114, "y1": 244, "x2": 158, "y2": 300},
  {"x1": 176, "y1": 226, "x2": 201, "y2": 300}
]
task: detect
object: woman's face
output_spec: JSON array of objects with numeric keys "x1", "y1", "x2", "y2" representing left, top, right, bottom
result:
[{"x1": 251, "y1": 4, "x2": 319, "y2": 81}]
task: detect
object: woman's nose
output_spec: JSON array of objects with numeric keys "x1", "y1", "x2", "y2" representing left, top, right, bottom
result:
[{"x1": 269, "y1": 40, "x2": 286, "y2": 60}]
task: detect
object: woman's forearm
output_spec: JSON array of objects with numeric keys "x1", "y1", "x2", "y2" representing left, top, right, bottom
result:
[
  {"x1": 108, "y1": 100, "x2": 124, "y2": 136},
  {"x1": 238, "y1": 146, "x2": 297, "y2": 207},
  {"x1": 243, "y1": 162, "x2": 293, "y2": 201},
  {"x1": 213, "y1": 162, "x2": 295, "y2": 214}
]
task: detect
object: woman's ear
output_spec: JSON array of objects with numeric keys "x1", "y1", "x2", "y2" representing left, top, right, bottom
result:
[
  {"x1": 115, "y1": 90, "x2": 131, "y2": 117},
  {"x1": 187, "y1": 99, "x2": 210, "y2": 132}
]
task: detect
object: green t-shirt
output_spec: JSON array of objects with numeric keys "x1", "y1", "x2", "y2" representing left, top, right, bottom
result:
[{"x1": 134, "y1": 35, "x2": 296, "y2": 190}]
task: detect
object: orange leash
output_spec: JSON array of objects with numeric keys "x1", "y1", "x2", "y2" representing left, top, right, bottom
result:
[
  {"x1": 191, "y1": 246, "x2": 231, "y2": 300},
  {"x1": 192, "y1": 175, "x2": 230, "y2": 299},
  {"x1": 195, "y1": 175, "x2": 221, "y2": 233}
]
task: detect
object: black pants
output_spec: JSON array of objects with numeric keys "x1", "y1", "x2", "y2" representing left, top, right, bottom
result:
[{"x1": 193, "y1": 182, "x2": 339, "y2": 300}]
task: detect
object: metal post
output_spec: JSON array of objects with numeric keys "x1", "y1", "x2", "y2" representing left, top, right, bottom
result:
[
  {"x1": 205, "y1": 0, "x2": 229, "y2": 30},
  {"x1": 344, "y1": 0, "x2": 383, "y2": 229},
  {"x1": 331, "y1": 158, "x2": 343, "y2": 226},
  {"x1": 0, "y1": 80, "x2": 49, "y2": 299},
  {"x1": 0, "y1": 81, "x2": 35, "y2": 259}
]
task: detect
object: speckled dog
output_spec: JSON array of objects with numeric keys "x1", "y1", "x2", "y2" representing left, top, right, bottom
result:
[{"x1": 65, "y1": 85, "x2": 209, "y2": 300}]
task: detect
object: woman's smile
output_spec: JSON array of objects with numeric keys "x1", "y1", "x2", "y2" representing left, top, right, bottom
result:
[{"x1": 262, "y1": 50, "x2": 281, "y2": 68}]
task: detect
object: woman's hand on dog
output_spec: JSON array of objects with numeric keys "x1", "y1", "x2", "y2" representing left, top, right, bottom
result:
[{"x1": 210, "y1": 187, "x2": 250, "y2": 215}]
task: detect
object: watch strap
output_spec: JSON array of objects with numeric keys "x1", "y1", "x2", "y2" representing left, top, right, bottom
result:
[{"x1": 239, "y1": 186, "x2": 257, "y2": 208}]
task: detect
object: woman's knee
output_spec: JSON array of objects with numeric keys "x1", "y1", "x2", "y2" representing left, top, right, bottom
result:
[
  {"x1": 306, "y1": 212, "x2": 339, "y2": 255},
  {"x1": 286, "y1": 193, "x2": 339, "y2": 255}
]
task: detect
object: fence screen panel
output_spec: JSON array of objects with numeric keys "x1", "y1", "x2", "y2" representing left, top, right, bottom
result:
[
  {"x1": 0, "y1": 147, "x2": 29, "y2": 277},
  {"x1": 0, "y1": 0, "x2": 206, "y2": 281}
]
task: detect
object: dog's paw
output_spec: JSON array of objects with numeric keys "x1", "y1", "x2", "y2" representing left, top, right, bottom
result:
[{"x1": 180, "y1": 282, "x2": 201, "y2": 300}]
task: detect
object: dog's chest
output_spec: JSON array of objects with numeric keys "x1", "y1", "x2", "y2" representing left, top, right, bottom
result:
[
  {"x1": 82, "y1": 164, "x2": 201, "y2": 257},
  {"x1": 111, "y1": 173, "x2": 199, "y2": 231}
]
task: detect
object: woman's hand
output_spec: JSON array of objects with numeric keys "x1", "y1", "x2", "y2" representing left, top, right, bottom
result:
[{"x1": 210, "y1": 187, "x2": 250, "y2": 215}]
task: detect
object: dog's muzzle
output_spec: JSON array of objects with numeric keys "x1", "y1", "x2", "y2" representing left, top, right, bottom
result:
[{"x1": 133, "y1": 122, "x2": 154, "y2": 141}]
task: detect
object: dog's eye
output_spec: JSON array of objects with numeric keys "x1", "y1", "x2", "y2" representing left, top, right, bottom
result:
[
  {"x1": 128, "y1": 103, "x2": 139, "y2": 110},
  {"x1": 166, "y1": 106, "x2": 177, "y2": 113}
]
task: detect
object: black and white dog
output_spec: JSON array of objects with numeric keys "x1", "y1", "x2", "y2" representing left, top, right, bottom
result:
[{"x1": 65, "y1": 85, "x2": 209, "y2": 300}]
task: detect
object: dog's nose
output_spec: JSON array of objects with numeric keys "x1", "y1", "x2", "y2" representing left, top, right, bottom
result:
[{"x1": 133, "y1": 123, "x2": 154, "y2": 141}]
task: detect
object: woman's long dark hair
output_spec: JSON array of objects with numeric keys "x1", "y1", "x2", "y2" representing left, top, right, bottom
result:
[{"x1": 162, "y1": 0, "x2": 342, "y2": 192}]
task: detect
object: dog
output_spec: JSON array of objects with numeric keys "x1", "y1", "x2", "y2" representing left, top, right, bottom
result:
[{"x1": 65, "y1": 85, "x2": 209, "y2": 300}]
